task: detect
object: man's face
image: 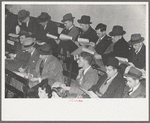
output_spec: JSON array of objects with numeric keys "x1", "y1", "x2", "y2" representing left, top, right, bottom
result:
[
  {"x1": 96, "y1": 29, "x2": 103, "y2": 39},
  {"x1": 39, "y1": 21, "x2": 47, "y2": 27},
  {"x1": 20, "y1": 35, "x2": 26, "y2": 44},
  {"x1": 25, "y1": 47, "x2": 33, "y2": 53},
  {"x1": 63, "y1": 20, "x2": 72, "y2": 30},
  {"x1": 77, "y1": 56, "x2": 85, "y2": 68},
  {"x1": 80, "y1": 23, "x2": 89, "y2": 32},
  {"x1": 38, "y1": 87, "x2": 48, "y2": 98},
  {"x1": 133, "y1": 43, "x2": 141, "y2": 51},
  {"x1": 111, "y1": 35, "x2": 120, "y2": 43},
  {"x1": 40, "y1": 55, "x2": 48, "y2": 60},
  {"x1": 106, "y1": 66, "x2": 117, "y2": 78},
  {"x1": 125, "y1": 77, "x2": 137, "y2": 88}
]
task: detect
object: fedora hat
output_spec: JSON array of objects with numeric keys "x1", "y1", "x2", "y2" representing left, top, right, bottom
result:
[
  {"x1": 106, "y1": 57, "x2": 119, "y2": 69},
  {"x1": 61, "y1": 13, "x2": 75, "y2": 22},
  {"x1": 37, "y1": 44, "x2": 52, "y2": 55},
  {"x1": 77, "y1": 15, "x2": 92, "y2": 24},
  {"x1": 128, "y1": 34, "x2": 144, "y2": 45},
  {"x1": 109, "y1": 25, "x2": 126, "y2": 36},
  {"x1": 37, "y1": 12, "x2": 51, "y2": 23},
  {"x1": 22, "y1": 37, "x2": 35, "y2": 50},
  {"x1": 18, "y1": 10, "x2": 30, "y2": 22},
  {"x1": 124, "y1": 66, "x2": 142, "y2": 79}
]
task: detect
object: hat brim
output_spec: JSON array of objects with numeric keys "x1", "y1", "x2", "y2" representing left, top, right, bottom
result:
[
  {"x1": 22, "y1": 42, "x2": 35, "y2": 50},
  {"x1": 124, "y1": 73, "x2": 140, "y2": 79},
  {"x1": 61, "y1": 17, "x2": 75, "y2": 22},
  {"x1": 37, "y1": 47, "x2": 52, "y2": 55},
  {"x1": 77, "y1": 20, "x2": 92, "y2": 24},
  {"x1": 128, "y1": 37, "x2": 144, "y2": 45},
  {"x1": 109, "y1": 30, "x2": 126, "y2": 36},
  {"x1": 18, "y1": 11, "x2": 30, "y2": 22}
]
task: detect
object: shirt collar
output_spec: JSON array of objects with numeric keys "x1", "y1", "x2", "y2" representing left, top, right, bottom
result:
[
  {"x1": 31, "y1": 48, "x2": 35, "y2": 56},
  {"x1": 135, "y1": 44, "x2": 143, "y2": 54},
  {"x1": 68, "y1": 25, "x2": 74, "y2": 31},
  {"x1": 130, "y1": 83, "x2": 140, "y2": 95},
  {"x1": 83, "y1": 66, "x2": 91, "y2": 75},
  {"x1": 26, "y1": 18, "x2": 30, "y2": 27}
]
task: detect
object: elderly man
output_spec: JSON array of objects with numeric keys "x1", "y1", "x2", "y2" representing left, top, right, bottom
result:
[
  {"x1": 88, "y1": 57, "x2": 125, "y2": 98},
  {"x1": 95, "y1": 23, "x2": 112, "y2": 55},
  {"x1": 18, "y1": 9, "x2": 39, "y2": 37},
  {"x1": 28, "y1": 44, "x2": 64, "y2": 88},
  {"x1": 128, "y1": 34, "x2": 145, "y2": 70},
  {"x1": 122, "y1": 66, "x2": 146, "y2": 98},
  {"x1": 77, "y1": 15, "x2": 98, "y2": 44}
]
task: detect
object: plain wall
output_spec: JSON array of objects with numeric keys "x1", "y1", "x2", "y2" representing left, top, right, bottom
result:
[{"x1": 6, "y1": 3, "x2": 147, "y2": 42}]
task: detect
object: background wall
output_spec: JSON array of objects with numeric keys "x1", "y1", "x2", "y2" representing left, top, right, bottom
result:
[{"x1": 6, "y1": 3, "x2": 147, "y2": 42}]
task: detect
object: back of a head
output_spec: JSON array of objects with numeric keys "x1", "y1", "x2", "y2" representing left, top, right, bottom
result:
[{"x1": 79, "y1": 51, "x2": 93, "y2": 65}]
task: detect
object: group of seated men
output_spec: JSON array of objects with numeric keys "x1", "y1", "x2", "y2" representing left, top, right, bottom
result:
[{"x1": 5, "y1": 8, "x2": 146, "y2": 98}]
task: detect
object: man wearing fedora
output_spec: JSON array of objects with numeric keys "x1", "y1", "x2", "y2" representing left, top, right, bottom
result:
[
  {"x1": 103, "y1": 25, "x2": 129, "y2": 60},
  {"x1": 18, "y1": 37, "x2": 40, "y2": 74},
  {"x1": 57, "y1": 13, "x2": 79, "y2": 74},
  {"x1": 122, "y1": 66, "x2": 146, "y2": 98},
  {"x1": 18, "y1": 9, "x2": 39, "y2": 37},
  {"x1": 36, "y1": 12, "x2": 58, "y2": 52},
  {"x1": 94, "y1": 23, "x2": 112, "y2": 55},
  {"x1": 77, "y1": 15, "x2": 98, "y2": 44},
  {"x1": 128, "y1": 34, "x2": 145, "y2": 70},
  {"x1": 28, "y1": 44, "x2": 64, "y2": 88},
  {"x1": 88, "y1": 57, "x2": 125, "y2": 98}
]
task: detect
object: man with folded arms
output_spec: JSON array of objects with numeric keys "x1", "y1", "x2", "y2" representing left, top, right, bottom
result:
[
  {"x1": 88, "y1": 57, "x2": 125, "y2": 98},
  {"x1": 128, "y1": 33, "x2": 145, "y2": 70},
  {"x1": 122, "y1": 66, "x2": 146, "y2": 98}
]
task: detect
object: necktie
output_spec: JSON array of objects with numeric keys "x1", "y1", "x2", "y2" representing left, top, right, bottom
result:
[
  {"x1": 79, "y1": 70, "x2": 84, "y2": 85},
  {"x1": 39, "y1": 60, "x2": 44, "y2": 75},
  {"x1": 128, "y1": 88, "x2": 133, "y2": 95},
  {"x1": 104, "y1": 77, "x2": 111, "y2": 85}
]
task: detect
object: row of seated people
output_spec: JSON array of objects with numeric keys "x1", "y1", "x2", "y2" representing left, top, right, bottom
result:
[
  {"x1": 5, "y1": 8, "x2": 146, "y2": 74},
  {"x1": 5, "y1": 34, "x2": 146, "y2": 98}
]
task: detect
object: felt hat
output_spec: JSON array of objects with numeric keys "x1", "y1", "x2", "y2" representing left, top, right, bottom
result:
[
  {"x1": 95, "y1": 23, "x2": 107, "y2": 30},
  {"x1": 18, "y1": 9, "x2": 30, "y2": 22},
  {"x1": 109, "y1": 25, "x2": 126, "y2": 36},
  {"x1": 37, "y1": 12, "x2": 51, "y2": 23},
  {"x1": 128, "y1": 34, "x2": 144, "y2": 45},
  {"x1": 22, "y1": 37, "x2": 35, "y2": 50},
  {"x1": 77, "y1": 15, "x2": 92, "y2": 24},
  {"x1": 61, "y1": 13, "x2": 75, "y2": 22},
  {"x1": 37, "y1": 44, "x2": 52, "y2": 55},
  {"x1": 124, "y1": 66, "x2": 142, "y2": 79},
  {"x1": 106, "y1": 57, "x2": 119, "y2": 69}
]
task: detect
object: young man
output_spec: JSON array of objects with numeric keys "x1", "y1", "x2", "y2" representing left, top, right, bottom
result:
[
  {"x1": 88, "y1": 57, "x2": 125, "y2": 98},
  {"x1": 60, "y1": 51, "x2": 99, "y2": 97},
  {"x1": 94, "y1": 23, "x2": 112, "y2": 55},
  {"x1": 128, "y1": 33, "x2": 145, "y2": 70},
  {"x1": 122, "y1": 66, "x2": 146, "y2": 98}
]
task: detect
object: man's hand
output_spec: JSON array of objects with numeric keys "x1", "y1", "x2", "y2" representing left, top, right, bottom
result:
[
  {"x1": 18, "y1": 67, "x2": 25, "y2": 73},
  {"x1": 94, "y1": 54, "x2": 102, "y2": 59},
  {"x1": 89, "y1": 42, "x2": 95, "y2": 47},
  {"x1": 9, "y1": 53, "x2": 16, "y2": 59},
  {"x1": 30, "y1": 77, "x2": 39, "y2": 82}
]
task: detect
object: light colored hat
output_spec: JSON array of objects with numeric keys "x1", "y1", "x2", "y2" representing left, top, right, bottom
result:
[{"x1": 22, "y1": 37, "x2": 35, "y2": 50}]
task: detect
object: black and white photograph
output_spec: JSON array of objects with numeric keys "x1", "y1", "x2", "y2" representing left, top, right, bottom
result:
[{"x1": 1, "y1": 1, "x2": 149, "y2": 121}]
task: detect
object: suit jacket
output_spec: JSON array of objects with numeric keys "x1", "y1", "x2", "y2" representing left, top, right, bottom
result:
[
  {"x1": 24, "y1": 49, "x2": 40, "y2": 73},
  {"x1": 103, "y1": 37, "x2": 129, "y2": 59},
  {"x1": 122, "y1": 83, "x2": 146, "y2": 98},
  {"x1": 69, "y1": 67, "x2": 99, "y2": 95},
  {"x1": 78, "y1": 26, "x2": 98, "y2": 43},
  {"x1": 21, "y1": 17, "x2": 39, "y2": 37},
  {"x1": 29, "y1": 55, "x2": 64, "y2": 88},
  {"x1": 90, "y1": 72, "x2": 125, "y2": 98},
  {"x1": 5, "y1": 44, "x2": 30, "y2": 71},
  {"x1": 95, "y1": 35, "x2": 112, "y2": 55},
  {"x1": 128, "y1": 44, "x2": 145, "y2": 69},
  {"x1": 57, "y1": 25, "x2": 79, "y2": 59}
]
